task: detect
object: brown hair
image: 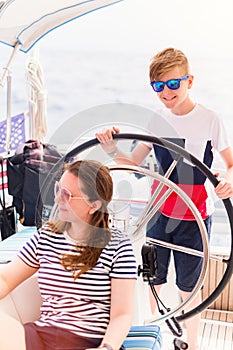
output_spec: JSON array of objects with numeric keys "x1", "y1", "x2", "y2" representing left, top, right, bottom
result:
[
  {"x1": 149, "y1": 47, "x2": 190, "y2": 82},
  {"x1": 49, "y1": 160, "x2": 113, "y2": 279}
]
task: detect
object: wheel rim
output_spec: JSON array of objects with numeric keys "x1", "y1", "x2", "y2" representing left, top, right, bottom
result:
[
  {"x1": 109, "y1": 164, "x2": 209, "y2": 323},
  {"x1": 40, "y1": 133, "x2": 233, "y2": 321}
]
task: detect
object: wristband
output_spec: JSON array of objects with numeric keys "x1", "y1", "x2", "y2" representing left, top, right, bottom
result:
[{"x1": 107, "y1": 147, "x2": 119, "y2": 158}]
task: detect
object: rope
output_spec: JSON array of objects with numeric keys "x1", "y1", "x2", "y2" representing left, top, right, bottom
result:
[{"x1": 26, "y1": 50, "x2": 47, "y2": 141}]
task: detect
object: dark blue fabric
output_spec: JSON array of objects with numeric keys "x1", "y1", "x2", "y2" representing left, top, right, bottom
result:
[
  {"x1": 153, "y1": 138, "x2": 213, "y2": 185},
  {"x1": 146, "y1": 213, "x2": 212, "y2": 292}
]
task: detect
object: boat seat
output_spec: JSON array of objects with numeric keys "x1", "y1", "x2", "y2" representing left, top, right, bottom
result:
[
  {"x1": 0, "y1": 274, "x2": 41, "y2": 324},
  {"x1": 123, "y1": 325, "x2": 162, "y2": 349}
]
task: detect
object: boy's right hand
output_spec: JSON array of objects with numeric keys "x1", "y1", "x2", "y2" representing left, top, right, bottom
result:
[{"x1": 95, "y1": 126, "x2": 120, "y2": 154}]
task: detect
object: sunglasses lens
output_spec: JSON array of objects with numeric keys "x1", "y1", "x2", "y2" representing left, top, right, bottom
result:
[
  {"x1": 151, "y1": 81, "x2": 164, "y2": 92},
  {"x1": 60, "y1": 188, "x2": 71, "y2": 202},
  {"x1": 54, "y1": 182, "x2": 71, "y2": 202},
  {"x1": 167, "y1": 79, "x2": 180, "y2": 90},
  {"x1": 54, "y1": 181, "x2": 60, "y2": 196}
]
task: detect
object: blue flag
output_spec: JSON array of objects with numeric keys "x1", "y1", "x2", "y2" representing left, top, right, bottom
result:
[{"x1": 0, "y1": 113, "x2": 26, "y2": 154}]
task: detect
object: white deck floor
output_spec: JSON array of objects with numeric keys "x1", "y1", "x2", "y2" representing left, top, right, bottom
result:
[
  {"x1": 199, "y1": 310, "x2": 233, "y2": 350},
  {"x1": 157, "y1": 310, "x2": 233, "y2": 350}
]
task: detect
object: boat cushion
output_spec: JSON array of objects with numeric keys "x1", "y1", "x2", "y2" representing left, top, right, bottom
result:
[{"x1": 123, "y1": 325, "x2": 162, "y2": 349}]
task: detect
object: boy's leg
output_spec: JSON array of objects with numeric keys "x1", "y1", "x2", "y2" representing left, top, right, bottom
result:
[
  {"x1": 179, "y1": 290, "x2": 202, "y2": 350},
  {"x1": 146, "y1": 213, "x2": 172, "y2": 314},
  {"x1": 0, "y1": 313, "x2": 26, "y2": 350},
  {"x1": 173, "y1": 217, "x2": 212, "y2": 350}
]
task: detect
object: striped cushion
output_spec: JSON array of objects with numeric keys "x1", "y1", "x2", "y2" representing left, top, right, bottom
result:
[{"x1": 123, "y1": 325, "x2": 162, "y2": 350}]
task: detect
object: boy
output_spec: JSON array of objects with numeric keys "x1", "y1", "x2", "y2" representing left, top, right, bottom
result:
[{"x1": 96, "y1": 48, "x2": 233, "y2": 350}]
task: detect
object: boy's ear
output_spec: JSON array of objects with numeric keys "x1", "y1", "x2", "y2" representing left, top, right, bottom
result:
[
  {"x1": 89, "y1": 200, "x2": 102, "y2": 214},
  {"x1": 188, "y1": 75, "x2": 194, "y2": 89}
]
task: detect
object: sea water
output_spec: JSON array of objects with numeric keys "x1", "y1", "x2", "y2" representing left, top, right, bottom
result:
[{"x1": 0, "y1": 45, "x2": 232, "y2": 249}]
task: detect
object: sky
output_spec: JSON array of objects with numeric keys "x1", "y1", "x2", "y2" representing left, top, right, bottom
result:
[
  {"x1": 0, "y1": 0, "x2": 232, "y2": 63},
  {"x1": 0, "y1": 0, "x2": 233, "y2": 137},
  {"x1": 0, "y1": 0, "x2": 232, "y2": 197},
  {"x1": 38, "y1": 0, "x2": 233, "y2": 58},
  {"x1": 1, "y1": 0, "x2": 233, "y2": 78}
]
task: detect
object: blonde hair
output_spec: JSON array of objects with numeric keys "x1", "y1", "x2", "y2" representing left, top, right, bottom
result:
[
  {"x1": 149, "y1": 48, "x2": 190, "y2": 82},
  {"x1": 48, "y1": 160, "x2": 113, "y2": 279}
]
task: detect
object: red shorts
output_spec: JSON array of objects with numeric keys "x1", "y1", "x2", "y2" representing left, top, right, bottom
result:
[{"x1": 24, "y1": 323, "x2": 101, "y2": 350}]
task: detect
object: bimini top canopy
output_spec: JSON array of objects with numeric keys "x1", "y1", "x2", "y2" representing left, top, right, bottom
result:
[{"x1": 0, "y1": 0, "x2": 124, "y2": 53}]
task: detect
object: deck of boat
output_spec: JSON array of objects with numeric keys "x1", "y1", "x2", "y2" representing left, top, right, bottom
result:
[
  {"x1": 200, "y1": 310, "x2": 233, "y2": 350},
  {"x1": 1, "y1": 227, "x2": 233, "y2": 349},
  {"x1": 159, "y1": 310, "x2": 233, "y2": 350}
]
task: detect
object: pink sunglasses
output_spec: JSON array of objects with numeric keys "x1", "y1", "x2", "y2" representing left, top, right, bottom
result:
[{"x1": 54, "y1": 181, "x2": 88, "y2": 203}]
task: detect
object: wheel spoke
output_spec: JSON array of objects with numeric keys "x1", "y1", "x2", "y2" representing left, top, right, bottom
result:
[
  {"x1": 110, "y1": 164, "x2": 209, "y2": 322},
  {"x1": 135, "y1": 157, "x2": 181, "y2": 226},
  {"x1": 147, "y1": 238, "x2": 206, "y2": 258},
  {"x1": 132, "y1": 187, "x2": 174, "y2": 237},
  {"x1": 40, "y1": 133, "x2": 233, "y2": 323}
]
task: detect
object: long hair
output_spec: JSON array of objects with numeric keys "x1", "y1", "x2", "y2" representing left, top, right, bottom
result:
[{"x1": 49, "y1": 160, "x2": 113, "y2": 279}]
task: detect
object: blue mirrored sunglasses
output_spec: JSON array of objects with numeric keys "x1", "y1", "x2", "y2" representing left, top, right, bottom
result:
[{"x1": 150, "y1": 75, "x2": 189, "y2": 92}]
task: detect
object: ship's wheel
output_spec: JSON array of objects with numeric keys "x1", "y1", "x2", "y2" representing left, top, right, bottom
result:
[{"x1": 40, "y1": 133, "x2": 233, "y2": 323}]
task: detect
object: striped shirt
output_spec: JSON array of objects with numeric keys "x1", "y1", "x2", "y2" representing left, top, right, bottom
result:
[{"x1": 18, "y1": 225, "x2": 137, "y2": 338}]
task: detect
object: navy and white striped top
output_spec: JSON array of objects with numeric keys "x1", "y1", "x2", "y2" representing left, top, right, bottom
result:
[{"x1": 18, "y1": 225, "x2": 137, "y2": 339}]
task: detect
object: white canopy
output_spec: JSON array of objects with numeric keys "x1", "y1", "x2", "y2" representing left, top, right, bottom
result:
[
  {"x1": 0, "y1": 0, "x2": 124, "y2": 53},
  {"x1": 0, "y1": 0, "x2": 125, "y2": 148}
]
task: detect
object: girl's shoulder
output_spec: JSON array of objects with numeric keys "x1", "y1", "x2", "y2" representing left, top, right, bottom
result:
[
  {"x1": 110, "y1": 227, "x2": 130, "y2": 241},
  {"x1": 107, "y1": 227, "x2": 134, "y2": 251},
  {"x1": 36, "y1": 222, "x2": 64, "y2": 241}
]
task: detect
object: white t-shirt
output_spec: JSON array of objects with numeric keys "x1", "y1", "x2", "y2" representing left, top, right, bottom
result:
[{"x1": 145, "y1": 104, "x2": 231, "y2": 219}]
